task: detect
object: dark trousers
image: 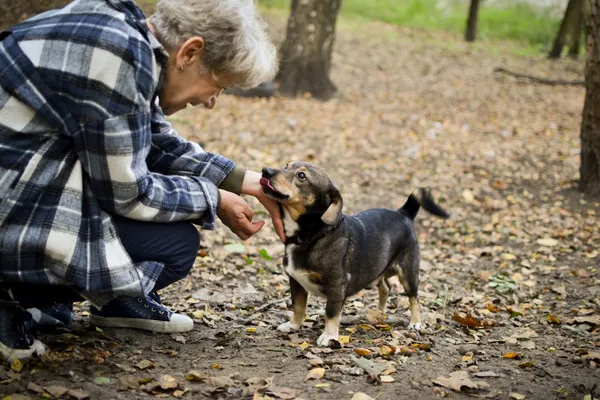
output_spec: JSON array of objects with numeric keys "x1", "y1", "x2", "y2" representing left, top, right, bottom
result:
[{"x1": 8, "y1": 217, "x2": 200, "y2": 308}]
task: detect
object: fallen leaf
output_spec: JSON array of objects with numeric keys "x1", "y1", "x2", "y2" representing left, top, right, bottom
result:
[
  {"x1": 354, "y1": 348, "x2": 372, "y2": 357},
  {"x1": 210, "y1": 363, "x2": 224, "y2": 370},
  {"x1": 338, "y1": 335, "x2": 350, "y2": 344},
  {"x1": 351, "y1": 393, "x2": 374, "y2": 400},
  {"x1": 503, "y1": 352, "x2": 522, "y2": 359},
  {"x1": 519, "y1": 360, "x2": 534, "y2": 368},
  {"x1": 511, "y1": 329, "x2": 539, "y2": 340},
  {"x1": 186, "y1": 370, "x2": 212, "y2": 381},
  {"x1": 306, "y1": 368, "x2": 325, "y2": 380},
  {"x1": 44, "y1": 386, "x2": 69, "y2": 398},
  {"x1": 135, "y1": 359, "x2": 156, "y2": 370},
  {"x1": 367, "y1": 309, "x2": 386, "y2": 325},
  {"x1": 92, "y1": 377, "x2": 110, "y2": 386},
  {"x1": 223, "y1": 243, "x2": 247, "y2": 254},
  {"x1": 473, "y1": 371, "x2": 499, "y2": 378},
  {"x1": 536, "y1": 238, "x2": 558, "y2": 247},
  {"x1": 158, "y1": 375, "x2": 179, "y2": 390},
  {"x1": 433, "y1": 370, "x2": 490, "y2": 392},
  {"x1": 510, "y1": 393, "x2": 526, "y2": 400},
  {"x1": 9, "y1": 359, "x2": 23, "y2": 373},
  {"x1": 380, "y1": 375, "x2": 395, "y2": 383},
  {"x1": 452, "y1": 313, "x2": 496, "y2": 328},
  {"x1": 546, "y1": 314, "x2": 561, "y2": 324},
  {"x1": 67, "y1": 389, "x2": 90, "y2": 400},
  {"x1": 314, "y1": 383, "x2": 330, "y2": 388}
]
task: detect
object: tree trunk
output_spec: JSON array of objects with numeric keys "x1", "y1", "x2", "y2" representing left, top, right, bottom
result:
[
  {"x1": 0, "y1": 0, "x2": 72, "y2": 30},
  {"x1": 579, "y1": 0, "x2": 600, "y2": 196},
  {"x1": 277, "y1": 0, "x2": 342, "y2": 101},
  {"x1": 465, "y1": 0, "x2": 481, "y2": 42},
  {"x1": 568, "y1": 0, "x2": 584, "y2": 58},
  {"x1": 549, "y1": 0, "x2": 581, "y2": 59}
]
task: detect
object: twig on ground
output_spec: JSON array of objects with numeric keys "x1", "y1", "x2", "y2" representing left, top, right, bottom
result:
[{"x1": 494, "y1": 67, "x2": 584, "y2": 86}]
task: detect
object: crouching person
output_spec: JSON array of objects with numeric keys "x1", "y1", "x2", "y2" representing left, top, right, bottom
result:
[{"x1": 0, "y1": 0, "x2": 284, "y2": 362}]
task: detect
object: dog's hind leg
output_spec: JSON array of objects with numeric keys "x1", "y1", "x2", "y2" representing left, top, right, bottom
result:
[
  {"x1": 397, "y1": 253, "x2": 422, "y2": 331},
  {"x1": 377, "y1": 278, "x2": 390, "y2": 314},
  {"x1": 278, "y1": 277, "x2": 308, "y2": 333}
]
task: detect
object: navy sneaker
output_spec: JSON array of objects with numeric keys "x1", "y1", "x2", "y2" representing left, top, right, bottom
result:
[
  {"x1": 0, "y1": 291, "x2": 46, "y2": 362},
  {"x1": 89, "y1": 294, "x2": 193, "y2": 333}
]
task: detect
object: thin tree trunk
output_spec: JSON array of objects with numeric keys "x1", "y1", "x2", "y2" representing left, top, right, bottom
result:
[
  {"x1": 277, "y1": 0, "x2": 342, "y2": 101},
  {"x1": 549, "y1": 0, "x2": 580, "y2": 59},
  {"x1": 465, "y1": 0, "x2": 481, "y2": 42},
  {"x1": 568, "y1": 0, "x2": 584, "y2": 58},
  {"x1": 579, "y1": 0, "x2": 600, "y2": 196}
]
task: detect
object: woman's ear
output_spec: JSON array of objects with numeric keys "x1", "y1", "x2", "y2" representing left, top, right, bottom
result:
[
  {"x1": 176, "y1": 36, "x2": 205, "y2": 67},
  {"x1": 321, "y1": 187, "x2": 343, "y2": 225}
]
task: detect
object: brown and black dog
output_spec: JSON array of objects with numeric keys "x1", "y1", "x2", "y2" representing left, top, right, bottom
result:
[{"x1": 260, "y1": 162, "x2": 449, "y2": 346}]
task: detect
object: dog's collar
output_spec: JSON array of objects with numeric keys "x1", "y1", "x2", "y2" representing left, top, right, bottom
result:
[{"x1": 285, "y1": 218, "x2": 342, "y2": 246}]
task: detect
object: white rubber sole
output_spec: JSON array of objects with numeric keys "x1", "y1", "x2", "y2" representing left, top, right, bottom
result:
[
  {"x1": 0, "y1": 339, "x2": 46, "y2": 362},
  {"x1": 89, "y1": 314, "x2": 193, "y2": 333}
]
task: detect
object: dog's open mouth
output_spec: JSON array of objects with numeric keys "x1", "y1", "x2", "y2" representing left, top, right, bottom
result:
[{"x1": 260, "y1": 177, "x2": 289, "y2": 200}]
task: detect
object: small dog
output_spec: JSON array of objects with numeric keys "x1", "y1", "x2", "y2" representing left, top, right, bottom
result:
[{"x1": 260, "y1": 162, "x2": 449, "y2": 346}]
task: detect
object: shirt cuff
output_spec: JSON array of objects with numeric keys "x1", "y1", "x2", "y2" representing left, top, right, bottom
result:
[{"x1": 218, "y1": 166, "x2": 246, "y2": 195}]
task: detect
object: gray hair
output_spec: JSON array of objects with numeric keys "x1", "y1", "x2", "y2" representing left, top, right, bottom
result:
[{"x1": 150, "y1": 0, "x2": 278, "y2": 88}]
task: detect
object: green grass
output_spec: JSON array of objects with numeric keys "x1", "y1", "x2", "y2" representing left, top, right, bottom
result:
[{"x1": 260, "y1": 0, "x2": 564, "y2": 55}]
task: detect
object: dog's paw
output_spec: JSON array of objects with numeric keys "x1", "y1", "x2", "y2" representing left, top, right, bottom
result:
[
  {"x1": 277, "y1": 321, "x2": 300, "y2": 333},
  {"x1": 316, "y1": 332, "x2": 338, "y2": 347},
  {"x1": 408, "y1": 322, "x2": 422, "y2": 331}
]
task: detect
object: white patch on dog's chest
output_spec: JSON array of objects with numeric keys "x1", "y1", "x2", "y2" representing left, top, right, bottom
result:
[
  {"x1": 285, "y1": 244, "x2": 326, "y2": 298},
  {"x1": 282, "y1": 208, "x2": 299, "y2": 237}
]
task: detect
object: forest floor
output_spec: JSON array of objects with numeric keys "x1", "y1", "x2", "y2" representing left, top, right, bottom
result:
[{"x1": 1, "y1": 9, "x2": 600, "y2": 400}]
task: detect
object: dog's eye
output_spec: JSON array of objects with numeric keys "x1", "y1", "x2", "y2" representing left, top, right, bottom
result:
[{"x1": 297, "y1": 172, "x2": 307, "y2": 181}]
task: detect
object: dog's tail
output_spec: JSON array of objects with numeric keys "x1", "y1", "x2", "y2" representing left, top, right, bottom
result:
[{"x1": 399, "y1": 188, "x2": 450, "y2": 220}]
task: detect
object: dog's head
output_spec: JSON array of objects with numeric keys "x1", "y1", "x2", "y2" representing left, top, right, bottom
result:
[{"x1": 260, "y1": 162, "x2": 343, "y2": 226}]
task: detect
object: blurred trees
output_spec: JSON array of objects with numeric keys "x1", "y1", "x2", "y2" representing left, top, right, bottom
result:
[
  {"x1": 549, "y1": 0, "x2": 583, "y2": 59},
  {"x1": 277, "y1": 0, "x2": 342, "y2": 100},
  {"x1": 465, "y1": 0, "x2": 481, "y2": 42},
  {"x1": 580, "y1": 0, "x2": 600, "y2": 196}
]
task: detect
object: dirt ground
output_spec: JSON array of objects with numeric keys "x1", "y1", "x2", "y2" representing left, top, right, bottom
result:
[{"x1": 2, "y1": 10, "x2": 600, "y2": 400}]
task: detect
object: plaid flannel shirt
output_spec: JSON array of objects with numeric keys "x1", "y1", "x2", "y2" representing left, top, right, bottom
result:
[{"x1": 0, "y1": 0, "x2": 238, "y2": 306}]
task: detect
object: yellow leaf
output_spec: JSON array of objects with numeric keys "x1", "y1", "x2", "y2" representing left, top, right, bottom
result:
[
  {"x1": 338, "y1": 335, "x2": 350, "y2": 345},
  {"x1": 314, "y1": 383, "x2": 330, "y2": 388},
  {"x1": 345, "y1": 327, "x2": 357, "y2": 334},
  {"x1": 353, "y1": 348, "x2": 372, "y2": 357},
  {"x1": 306, "y1": 367, "x2": 325, "y2": 380},
  {"x1": 299, "y1": 341, "x2": 311, "y2": 350},
  {"x1": 379, "y1": 345, "x2": 393, "y2": 356},
  {"x1": 462, "y1": 354, "x2": 473, "y2": 362},
  {"x1": 10, "y1": 359, "x2": 23, "y2": 373},
  {"x1": 503, "y1": 352, "x2": 522, "y2": 359},
  {"x1": 247, "y1": 327, "x2": 257, "y2": 333},
  {"x1": 546, "y1": 314, "x2": 561, "y2": 324},
  {"x1": 138, "y1": 376, "x2": 153, "y2": 384},
  {"x1": 210, "y1": 363, "x2": 224, "y2": 370}
]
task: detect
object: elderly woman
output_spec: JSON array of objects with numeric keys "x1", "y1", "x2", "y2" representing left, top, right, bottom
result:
[{"x1": 0, "y1": 0, "x2": 283, "y2": 361}]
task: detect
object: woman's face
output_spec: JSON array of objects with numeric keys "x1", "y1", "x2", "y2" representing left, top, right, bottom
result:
[{"x1": 157, "y1": 36, "x2": 232, "y2": 116}]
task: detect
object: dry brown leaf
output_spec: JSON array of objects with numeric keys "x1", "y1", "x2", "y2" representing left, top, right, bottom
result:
[
  {"x1": 452, "y1": 313, "x2": 496, "y2": 328},
  {"x1": 186, "y1": 370, "x2": 212, "y2": 381},
  {"x1": 158, "y1": 375, "x2": 179, "y2": 390},
  {"x1": 306, "y1": 367, "x2": 325, "y2": 380},
  {"x1": 366, "y1": 309, "x2": 386, "y2": 325},
  {"x1": 433, "y1": 371, "x2": 490, "y2": 392},
  {"x1": 44, "y1": 386, "x2": 69, "y2": 398}
]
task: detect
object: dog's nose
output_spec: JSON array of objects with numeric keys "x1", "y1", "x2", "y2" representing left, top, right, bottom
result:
[{"x1": 262, "y1": 168, "x2": 275, "y2": 178}]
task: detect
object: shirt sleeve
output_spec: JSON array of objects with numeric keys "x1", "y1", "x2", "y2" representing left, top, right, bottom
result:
[{"x1": 146, "y1": 106, "x2": 245, "y2": 195}]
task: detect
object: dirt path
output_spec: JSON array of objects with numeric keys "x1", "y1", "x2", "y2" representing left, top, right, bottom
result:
[{"x1": 1, "y1": 12, "x2": 599, "y2": 400}]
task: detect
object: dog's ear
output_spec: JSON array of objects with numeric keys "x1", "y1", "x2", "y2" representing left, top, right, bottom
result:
[{"x1": 321, "y1": 187, "x2": 343, "y2": 225}]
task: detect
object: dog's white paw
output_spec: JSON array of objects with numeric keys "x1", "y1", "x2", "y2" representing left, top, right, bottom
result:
[
  {"x1": 316, "y1": 332, "x2": 338, "y2": 347},
  {"x1": 277, "y1": 321, "x2": 300, "y2": 333},
  {"x1": 408, "y1": 322, "x2": 422, "y2": 331}
]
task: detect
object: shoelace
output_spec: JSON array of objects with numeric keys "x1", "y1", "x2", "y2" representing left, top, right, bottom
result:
[{"x1": 136, "y1": 296, "x2": 170, "y2": 317}]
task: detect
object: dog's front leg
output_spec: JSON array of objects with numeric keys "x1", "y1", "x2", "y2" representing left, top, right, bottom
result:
[
  {"x1": 316, "y1": 288, "x2": 345, "y2": 347},
  {"x1": 278, "y1": 276, "x2": 308, "y2": 333}
]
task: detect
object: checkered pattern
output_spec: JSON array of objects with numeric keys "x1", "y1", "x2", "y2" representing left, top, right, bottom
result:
[{"x1": 0, "y1": 0, "x2": 235, "y2": 307}]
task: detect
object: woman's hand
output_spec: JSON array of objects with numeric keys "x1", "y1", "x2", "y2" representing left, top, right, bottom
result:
[
  {"x1": 241, "y1": 170, "x2": 286, "y2": 243},
  {"x1": 217, "y1": 189, "x2": 265, "y2": 240}
]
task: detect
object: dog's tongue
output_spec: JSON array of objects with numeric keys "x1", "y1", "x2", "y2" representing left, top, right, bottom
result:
[{"x1": 260, "y1": 177, "x2": 275, "y2": 191}]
